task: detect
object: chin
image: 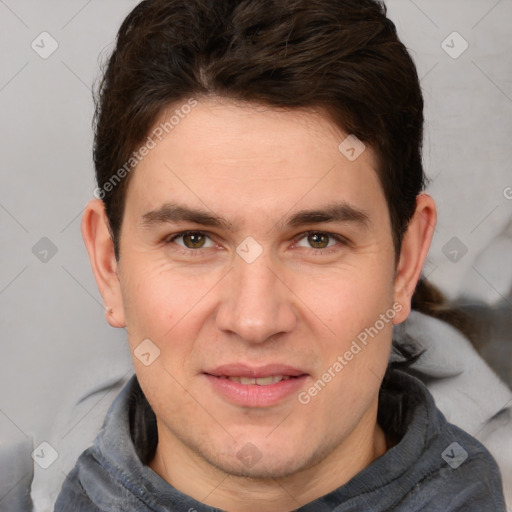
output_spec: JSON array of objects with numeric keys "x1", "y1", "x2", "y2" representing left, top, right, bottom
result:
[
  {"x1": 212, "y1": 452, "x2": 307, "y2": 480},
  {"x1": 200, "y1": 435, "x2": 319, "y2": 480}
]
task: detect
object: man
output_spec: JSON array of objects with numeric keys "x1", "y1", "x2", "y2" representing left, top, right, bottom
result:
[{"x1": 55, "y1": 0, "x2": 507, "y2": 510}]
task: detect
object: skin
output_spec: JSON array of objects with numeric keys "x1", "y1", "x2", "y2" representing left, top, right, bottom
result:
[{"x1": 82, "y1": 97, "x2": 436, "y2": 512}]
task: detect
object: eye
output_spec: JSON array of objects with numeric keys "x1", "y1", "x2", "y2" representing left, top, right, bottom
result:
[
  {"x1": 294, "y1": 231, "x2": 347, "y2": 252},
  {"x1": 168, "y1": 231, "x2": 216, "y2": 250}
]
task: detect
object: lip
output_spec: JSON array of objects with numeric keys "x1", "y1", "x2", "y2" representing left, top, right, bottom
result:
[{"x1": 204, "y1": 364, "x2": 309, "y2": 407}]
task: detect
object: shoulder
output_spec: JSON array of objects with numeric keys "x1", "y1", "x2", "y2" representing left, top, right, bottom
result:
[
  {"x1": 54, "y1": 450, "x2": 103, "y2": 512},
  {"x1": 424, "y1": 394, "x2": 508, "y2": 509},
  {"x1": 379, "y1": 369, "x2": 507, "y2": 510},
  {"x1": 54, "y1": 376, "x2": 147, "y2": 511},
  {"x1": 54, "y1": 440, "x2": 150, "y2": 512},
  {"x1": 395, "y1": 310, "x2": 512, "y2": 507}
]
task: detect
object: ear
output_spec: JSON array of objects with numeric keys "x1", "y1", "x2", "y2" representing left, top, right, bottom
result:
[
  {"x1": 392, "y1": 193, "x2": 437, "y2": 324},
  {"x1": 81, "y1": 199, "x2": 126, "y2": 328}
]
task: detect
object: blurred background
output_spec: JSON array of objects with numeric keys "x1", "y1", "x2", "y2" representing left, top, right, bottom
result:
[{"x1": 1, "y1": 0, "x2": 511, "y2": 510}]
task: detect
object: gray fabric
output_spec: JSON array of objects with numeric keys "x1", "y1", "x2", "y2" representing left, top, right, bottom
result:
[
  {"x1": 54, "y1": 369, "x2": 507, "y2": 511},
  {"x1": 0, "y1": 438, "x2": 34, "y2": 512}
]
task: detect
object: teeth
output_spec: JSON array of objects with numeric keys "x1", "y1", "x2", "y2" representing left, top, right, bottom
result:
[
  {"x1": 225, "y1": 375, "x2": 291, "y2": 385},
  {"x1": 255, "y1": 376, "x2": 274, "y2": 385}
]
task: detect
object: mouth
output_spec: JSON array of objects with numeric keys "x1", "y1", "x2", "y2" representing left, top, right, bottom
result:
[
  {"x1": 203, "y1": 364, "x2": 309, "y2": 407},
  {"x1": 216, "y1": 375, "x2": 296, "y2": 385}
]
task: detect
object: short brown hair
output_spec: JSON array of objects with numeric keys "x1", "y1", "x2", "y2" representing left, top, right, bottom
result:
[{"x1": 93, "y1": 0, "x2": 425, "y2": 260}]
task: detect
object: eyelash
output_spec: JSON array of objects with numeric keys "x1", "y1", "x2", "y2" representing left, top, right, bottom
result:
[{"x1": 164, "y1": 230, "x2": 349, "y2": 256}]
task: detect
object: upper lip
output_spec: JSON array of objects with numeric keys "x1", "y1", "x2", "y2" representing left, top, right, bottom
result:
[{"x1": 205, "y1": 364, "x2": 308, "y2": 378}]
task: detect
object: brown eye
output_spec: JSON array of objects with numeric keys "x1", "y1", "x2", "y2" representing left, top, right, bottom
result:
[
  {"x1": 182, "y1": 232, "x2": 207, "y2": 248},
  {"x1": 307, "y1": 232, "x2": 330, "y2": 249},
  {"x1": 295, "y1": 231, "x2": 347, "y2": 253},
  {"x1": 170, "y1": 231, "x2": 215, "y2": 250}
]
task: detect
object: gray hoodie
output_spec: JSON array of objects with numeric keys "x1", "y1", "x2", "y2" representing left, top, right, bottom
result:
[{"x1": 54, "y1": 368, "x2": 506, "y2": 511}]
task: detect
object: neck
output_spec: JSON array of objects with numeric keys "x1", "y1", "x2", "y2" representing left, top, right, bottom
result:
[{"x1": 149, "y1": 400, "x2": 389, "y2": 512}]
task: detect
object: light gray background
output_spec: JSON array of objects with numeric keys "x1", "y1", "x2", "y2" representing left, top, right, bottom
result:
[{"x1": 0, "y1": 0, "x2": 511, "y2": 506}]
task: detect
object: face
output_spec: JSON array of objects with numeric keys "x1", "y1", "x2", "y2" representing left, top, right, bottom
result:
[{"x1": 113, "y1": 98, "x2": 402, "y2": 479}]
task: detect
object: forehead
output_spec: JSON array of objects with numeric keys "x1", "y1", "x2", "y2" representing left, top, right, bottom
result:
[{"x1": 124, "y1": 98, "x2": 384, "y2": 223}]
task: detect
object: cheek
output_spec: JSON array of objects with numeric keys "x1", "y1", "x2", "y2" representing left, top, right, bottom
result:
[
  {"x1": 119, "y1": 262, "x2": 209, "y2": 410},
  {"x1": 119, "y1": 258, "x2": 225, "y2": 366},
  {"x1": 296, "y1": 261, "x2": 395, "y2": 342},
  {"x1": 119, "y1": 263, "x2": 187, "y2": 355},
  {"x1": 121, "y1": 268, "x2": 170, "y2": 331},
  {"x1": 121, "y1": 259, "x2": 192, "y2": 322}
]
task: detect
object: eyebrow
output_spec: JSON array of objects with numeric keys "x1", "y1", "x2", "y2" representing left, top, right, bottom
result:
[
  {"x1": 140, "y1": 201, "x2": 370, "y2": 231},
  {"x1": 141, "y1": 204, "x2": 234, "y2": 230}
]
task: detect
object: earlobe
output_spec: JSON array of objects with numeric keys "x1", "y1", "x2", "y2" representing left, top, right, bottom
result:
[
  {"x1": 81, "y1": 199, "x2": 126, "y2": 328},
  {"x1": 392, "y1": 193, "x2": 437, "y2": 324}
]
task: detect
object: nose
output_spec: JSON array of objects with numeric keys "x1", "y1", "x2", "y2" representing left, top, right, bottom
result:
[{"x1": 215, "y1": 250, "x2": 297, "y2": 345}]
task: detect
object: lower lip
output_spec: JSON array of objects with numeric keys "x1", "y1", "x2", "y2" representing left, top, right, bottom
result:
[{"x1": 204, "y1": 374, "x2": 308, "y2": 407}]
